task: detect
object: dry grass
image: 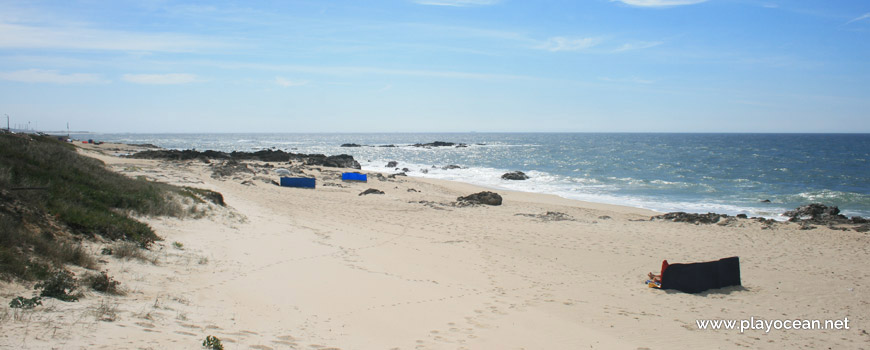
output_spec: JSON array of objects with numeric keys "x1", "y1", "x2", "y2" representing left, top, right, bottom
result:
[
  {"x1": 92, "y1": 299, "x2": 119, "y2": 322},
  {"x1": 109, "y1": 242, "x2": 158, "y2": 265}
]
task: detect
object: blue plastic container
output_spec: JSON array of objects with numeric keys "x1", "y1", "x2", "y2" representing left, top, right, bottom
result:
[
  {"x1": 280, "y1": 177, "x2": 316, "y2": 189},
  {"x1": 341, "y1": 172, "x2": 367, "y2": 182}
]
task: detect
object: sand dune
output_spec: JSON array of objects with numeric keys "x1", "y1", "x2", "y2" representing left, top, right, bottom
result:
[{"x1": 1, "y1": 144, "x2": 867, "y2": 349}]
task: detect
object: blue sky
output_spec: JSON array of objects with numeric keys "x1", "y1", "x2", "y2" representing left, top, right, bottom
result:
[{"x1": 0, "y1": 0, "x2": 868, "y2": 133}]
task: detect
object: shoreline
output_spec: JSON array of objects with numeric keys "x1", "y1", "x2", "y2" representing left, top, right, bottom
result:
[
  {"x1": 2, "y1": 141, "x2": 868, "y2": 349},
  {"x1": 68, "y1": 132, "x2": 870, "y2": 220}
]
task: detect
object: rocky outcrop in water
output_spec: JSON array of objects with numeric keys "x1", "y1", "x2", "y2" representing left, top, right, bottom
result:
[
  {"x1": 501, "y1": 171, "x2": 529, "y2": 180},
  {"x1": 340, "y1": 143, "x2": 362, "y2": 147},
  {"x1": 457, "y1": 191, "x2": 502, "y2": 206},
  {"x1": 412, "y1": 141, "x2": 467, "y2": 148},
  {"x1": 442, "y1": 165, "x2": 462, "y2": 170},
  {"x1": 386, "y1": 161, "x2": 398, "y2": 168}
]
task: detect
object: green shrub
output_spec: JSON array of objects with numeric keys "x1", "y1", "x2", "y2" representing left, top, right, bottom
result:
[
  {"x1": 34, "y1": 270, "x2": 78, "y2": 302},
  {"x1": 9, "y1": 296, "x2": 42, "y2": 309},
  {"x1": 202, "y1": 335, "x2": 224, "y2": 350}
]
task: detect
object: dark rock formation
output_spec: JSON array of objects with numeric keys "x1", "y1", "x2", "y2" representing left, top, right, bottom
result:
[
  {"x1": 386, "y1": 161, "x2": 398, "y2": 168},
  {"x1": 652, "y1": 212, "x2": 729, "y2": 224},
  {"x1": 402, "y1": 167, "x2": 410, "y2": 172},
  {"x1": 130, "y1": 149, "x2": 361, "y2": 169},
  {"x1": 412, "y1": 141, "x2": 456, "y2": 147},
  {"x1": 736, "y1": 214, "x2": 748, "y2": 219},
  {"x1": 501, "y1": 171, "x2": 529, "y2": 180},
  {"x1": 783, "y1": 203, "x2": 850, "y2": 224},
  {"x1": 851, "y1": 216, "x2": 867, "y2": 224},
  {"x1": 359, "y1": 188, "x2": 385, "y2": 196},
  {"x1": 378, "y1": 144, "x2": 396, "y2": 148},
  {"x1": 760, "y1": 199, "x2": 771, "y2": 203},
  {"x1": 457, "y1": 191, "x2": 502, "y2": 206},
  {"x1": 340, "y1": 143, "x2": 363, "y2": 147},
  {"x1": 442, "y1": 165, "x2": 462, "y2": 170},
  {"x1": 411, "y1": 141, "x2": 468, "y2": 148}
]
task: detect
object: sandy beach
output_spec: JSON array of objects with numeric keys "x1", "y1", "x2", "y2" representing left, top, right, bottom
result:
[{"x1": 1, "y1": 143, "x2": 868, "y2": 350}]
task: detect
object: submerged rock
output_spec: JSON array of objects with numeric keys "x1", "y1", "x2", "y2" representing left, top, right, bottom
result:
[
  {"x1": 501, "y1": 171, "x2": 529, "y2": 180},
  {"x1": 340, "y1": 143, "x2": 363, "y2": 147},
  {"x1": 386, "y1": 161, "x2": 398, "y2": 168},
  {"x1": 412, "y1": 141, "x2": 463, "y2": 148},
  {"x1": 442, "y1": 165, "x2": 462, "y2": 170}
]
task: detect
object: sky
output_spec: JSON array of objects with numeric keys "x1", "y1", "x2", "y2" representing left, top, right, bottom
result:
[{"x1": 0, "y1": 0, "x2": 868, "y2": 133}]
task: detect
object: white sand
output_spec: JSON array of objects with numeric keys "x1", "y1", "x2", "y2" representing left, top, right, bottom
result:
[{"x1": 1, "y1": 144, "x2": 867, "y2": 349}]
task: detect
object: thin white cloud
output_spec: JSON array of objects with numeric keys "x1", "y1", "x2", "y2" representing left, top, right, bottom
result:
[
  {"x1": 0, "y1": 21, "x2": 229, "y2": 52},
  {"x1": 538, "y1": 37, "x2": 601, "y2": 52},
  {"x1": 275, "y1": 77, "x2": 309, "y2": 87},
  {"x1": 199, "y1": 61, "x2": 536, "y2": 81},
  {"x1": 612, "y1": 0, "x2": 707, "y2": 7},
  {"x1": 413, "y1": 0, "x2": 500, "y2": 6},
  {"x1": 613, "y1": 41, "x2": 663, "y2": 52},
  {"x1": 0, "y1": 69, "x2": 107, "y2": 84},
  {"x1": 845, "y1": 13, "x2": 870, "y2": 25},
  {"x1": 122, "y1": 73, "x2": 198, "y2": 85},
  {"x1": 600, "y1": 76, "x2": 654, "y2": 84}
]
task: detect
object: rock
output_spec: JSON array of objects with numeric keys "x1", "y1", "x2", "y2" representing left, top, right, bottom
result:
[
  {"x1": 388, "y1": 172, "x2": 407, "y2": 178},
  {"x1": 851, "y1": 216, "x2": 868, "y2": 224},
  {"x1": 386, "y1": 161, "x2": 398, "y2": 168},
  {"x1": 359, "y1": 188, "x2": 384, "y2": 196},
  {"x1": 783, "y1": 203, "x2": 849, "y2": 224},
  {"x1": 305, "y1": 154, "x2": 361, "y2": 169},
  {"x1": 501, "y1": 171, "x2": 529, "y2": 180},
  {"x1": 457, "y1": 191, "x2": 502, "y2": 206},
  {"x1": 402, "y1": 167, "x2": 410, "y2": 172},
  {"x1": 407, "y1": 188, "x2": 418, "y2": 192},
  {"x1": 854, "y1": 224, "x2": 870, "y2": 233},
  {"x1": 652, "y1": 212, "x2": 729, "y2": 224},
  {"x1": 760, "y1": 199, "x2": 771, "y2": 203},
  {"x1": 131, "y1": 148, "x2": 361, "y2": 169},
  {"x1": 378, "y1": 144, "x2": 396, "y2": 148},
  {"x1": 442, "y1": 165, "x2": 462, "y2": 170},
  {"x1": 412, "y1": 141, "x2": 457, "y2": 147},
  {"x1": 598, "y1": 215, "x2": 611, "y2": 220},
  {"x1": 736, "y1": 214, "x2": 748, "y2": 219},
  {"x1": 340, "y1": 143, "x2": 363, "y2": 147},
  {"x1": 421, "y1": 169, "x2": 428, "y2": 174}
]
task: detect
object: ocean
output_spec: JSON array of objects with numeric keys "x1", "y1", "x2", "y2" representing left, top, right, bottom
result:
[{"x1": 73, "y1": 133, "x2": 870, "y2": 219}]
